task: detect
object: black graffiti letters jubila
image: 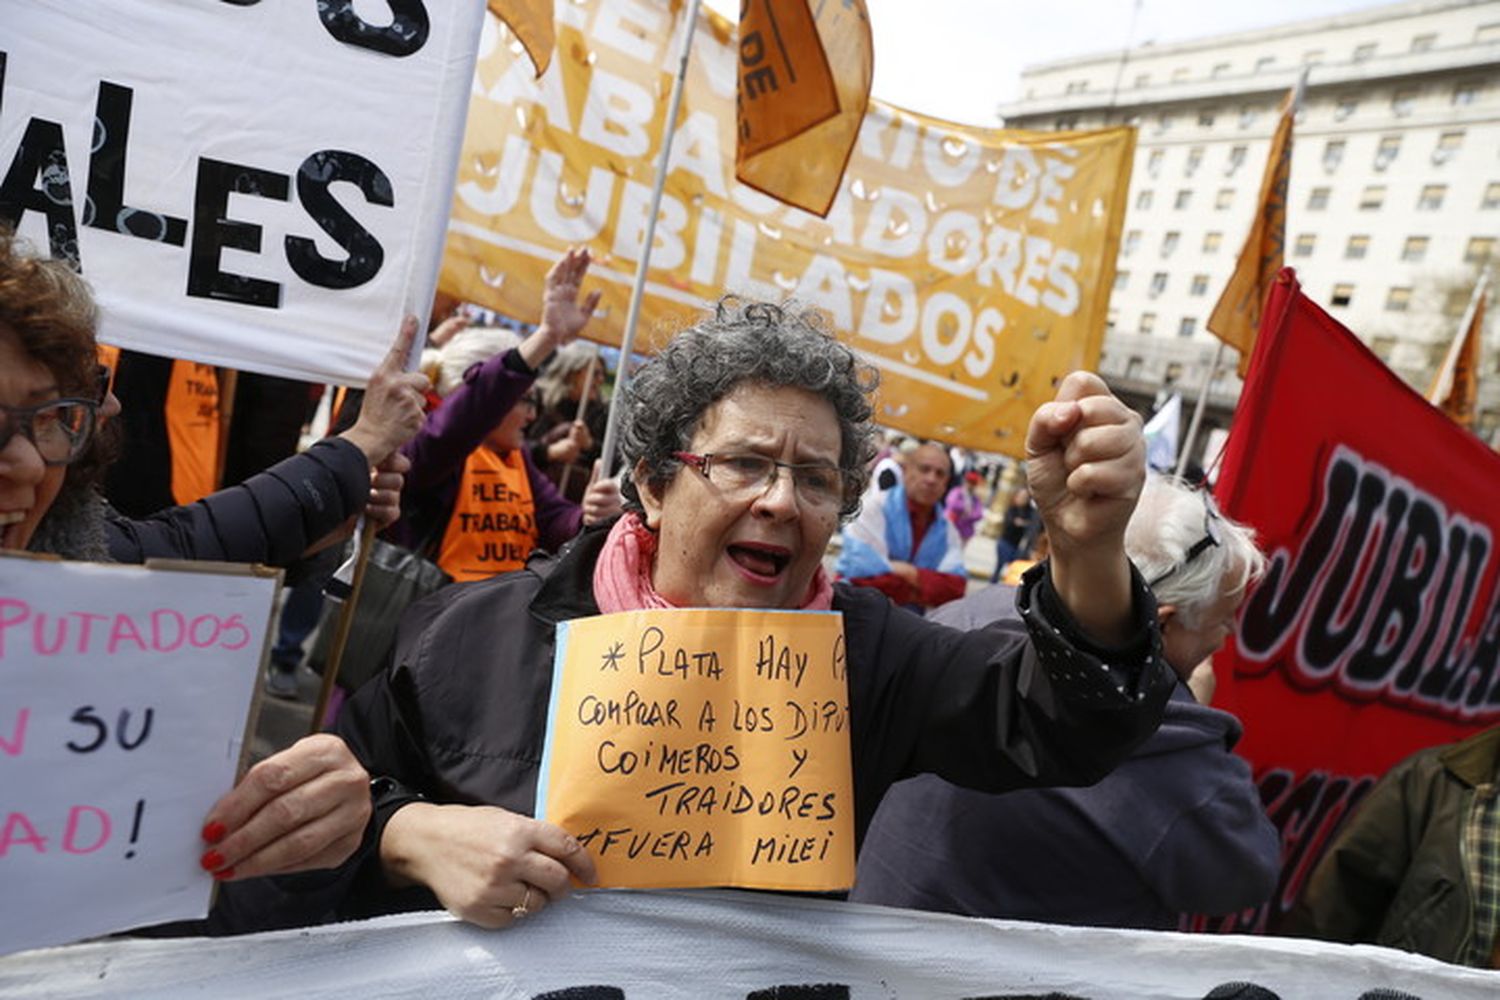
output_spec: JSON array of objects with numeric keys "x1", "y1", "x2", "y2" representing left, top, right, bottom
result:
[{"x1": 1237, "y1": 445, "x2": 1499, "y2": 717}]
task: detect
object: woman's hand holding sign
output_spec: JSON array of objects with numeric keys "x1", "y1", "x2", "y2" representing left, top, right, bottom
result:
[
  {"x1": 1025, "y1": 371, "x2": 1146, "y2": 646},
  {"x1": 198, "y1": 734, "x2": 371, "y2": 881},
  {"x1": 378, "y1": 802, "x2": 598, "y2": 928}
]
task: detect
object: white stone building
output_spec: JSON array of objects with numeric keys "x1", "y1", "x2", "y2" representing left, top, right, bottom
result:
[{"x1": 997, "y1": 0, "x2": 1500, "y2": 449}]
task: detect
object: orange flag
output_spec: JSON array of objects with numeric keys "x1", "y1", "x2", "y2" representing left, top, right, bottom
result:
[
  {"x1": 735, "y1": 0, "x2": 873, "y2": 217},
  {"x1": 488, "y1": 0, "x2": 555, "y2": 78},
  {"x1": 1207, "y1": 72, "x2": 1304, "y2": 377},
  {"x1": 1426, "y1": 275, "x2": 1489, "y2": 430}
]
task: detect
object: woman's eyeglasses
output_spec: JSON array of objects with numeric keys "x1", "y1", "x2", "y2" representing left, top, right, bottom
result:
[
  {"x1": 0, "y1": 398, "x2": 99, "y2": 466},
  {"x1": 1148, "y1": 490, "x2": 1224, "y2": 587},
  {"x1": 674, "y1": 451, "x2": 848, "y2": 509}
]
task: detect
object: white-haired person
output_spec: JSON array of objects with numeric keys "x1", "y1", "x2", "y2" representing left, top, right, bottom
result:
[
  {"x1": 851, "y1": 473, "x2": 1280, "y2": 930},
  {"x1": 389, "y1": 249, "x2": 621, "y2": 582},
  {"x1": 526, "y1": 340, "x2": 608, "y2": 504}
]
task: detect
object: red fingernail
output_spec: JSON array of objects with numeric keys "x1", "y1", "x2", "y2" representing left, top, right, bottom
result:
[
  {"x1": 212, "y1": 867, "x2": 236, "y2": 882},
  {"x1": 200, "y1": 850, "x2": 225, "y2": 872},
  {"x1": 201, "y1": 821, "x2": 226, "y2": 844}
]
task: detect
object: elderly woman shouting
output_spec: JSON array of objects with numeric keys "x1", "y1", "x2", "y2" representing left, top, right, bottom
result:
[{"x1": 237, "y1": 298, "x2": 1175, "y2": 931}]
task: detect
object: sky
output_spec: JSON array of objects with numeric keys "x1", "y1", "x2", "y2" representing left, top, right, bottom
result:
[{"x1": 708, "y1": 0, "x2": 1396, "y2": 126}]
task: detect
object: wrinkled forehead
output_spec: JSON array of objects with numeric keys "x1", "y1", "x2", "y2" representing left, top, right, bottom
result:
[{"x1": 906, "y1": 444, "x2": 949, "y2": 473}]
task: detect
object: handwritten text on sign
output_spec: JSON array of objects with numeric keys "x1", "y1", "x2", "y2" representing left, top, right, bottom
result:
[
  {"x1": 539, "y1": 609, "x2": 852, "y2": 891},
  {"x1": 0, "y1": 555, "x2": 277, "y2": 957}
]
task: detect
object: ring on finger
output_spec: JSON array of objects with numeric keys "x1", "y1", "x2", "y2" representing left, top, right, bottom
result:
[{"x1": 511, "y1": 884, "x2": 533, "y2": 920}]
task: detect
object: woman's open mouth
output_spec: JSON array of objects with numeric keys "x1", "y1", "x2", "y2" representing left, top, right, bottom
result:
[{"x1": 727, "y1": 542, "x2": 791, "y2": 581}]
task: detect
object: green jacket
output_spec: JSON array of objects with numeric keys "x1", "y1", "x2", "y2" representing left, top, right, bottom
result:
[{"x1": 1287, "y1": 725, "x2": 1500, "y2": 966}]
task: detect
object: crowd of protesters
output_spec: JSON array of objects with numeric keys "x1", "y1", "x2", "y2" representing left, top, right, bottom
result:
[{"x1": 4, "y1": 221, "x2": 1498, "y2": 971}]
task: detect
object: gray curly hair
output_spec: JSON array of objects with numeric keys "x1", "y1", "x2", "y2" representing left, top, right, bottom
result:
[{"x1": 619, "y1": 298, "x2": 879, "y2": 520}]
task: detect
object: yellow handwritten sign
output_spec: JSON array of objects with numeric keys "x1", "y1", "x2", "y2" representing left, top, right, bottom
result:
[
  {"x1": 538, "y1": 609, "x2": 852, "y2": 891},
  {"x1": 443, "y1": 0, "x2": 1134, "y2": 456}
]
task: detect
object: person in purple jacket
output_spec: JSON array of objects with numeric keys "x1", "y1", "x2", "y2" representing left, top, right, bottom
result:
[{"x1": 390, "y1": 249, "x2": 621, "y2": 582}]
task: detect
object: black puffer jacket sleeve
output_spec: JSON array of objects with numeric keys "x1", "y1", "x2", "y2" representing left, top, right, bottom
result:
[{"x1": 103, "y1": 438, "x2": 369, "y2": 566}]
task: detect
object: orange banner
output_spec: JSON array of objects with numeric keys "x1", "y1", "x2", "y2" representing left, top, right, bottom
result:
[
  {"x1": 735, "y1": 0, "x2": 871, "y2": 217},
  {"x1": 443, "y1": 0, "x2": 1134, "y2": 456},
  {"x1": 487, "y1": 0, "x2": 556, "y2": 77},
  {"x1": 538, "y1": 608, "x2": 853, "y2": 891}
]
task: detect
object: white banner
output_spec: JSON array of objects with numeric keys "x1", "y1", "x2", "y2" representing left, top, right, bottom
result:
[
  {"x1": 0, "y1": 556, "x2": 278, "y2": 957},
  {"x1": 1, "y1": 0, "x2": 484, "y2": 384},
  {"x1": 1, "y1": 891, "x2": 1496, "y2": 998}
]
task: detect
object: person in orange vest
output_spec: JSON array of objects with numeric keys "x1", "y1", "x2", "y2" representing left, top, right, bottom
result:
[{"x1": 389, "y1": 248, "x2": 620, "y2": 581}]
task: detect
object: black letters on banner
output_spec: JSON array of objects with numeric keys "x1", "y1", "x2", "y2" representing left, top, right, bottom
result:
[
  {"x1": 187, "y1": 157, "x2": 289, "y2": 308},
  {"x1": 745, "y1": 987, "x2": 850, "y2": 1000},
  {"x1": 317, "y1": 0, "x2": 430, "y2": 57},
  {"x1": 532, "y1": 990, "x2": 624, "y2": 1000},
  {"x1": 286, "y1": 149, "x2": 391, "y2": 289},
  {"x1": 86, "y1": 81, "x2": 188, "y2": 246},
  {"x1": 0, "y1": 112, "x2": 81, "y2": 268}
]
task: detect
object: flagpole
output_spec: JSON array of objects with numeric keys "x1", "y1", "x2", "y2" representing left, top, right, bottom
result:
[
  {"x1": 1175, "y1": 341, "x2": 1225, "y2": 479},
  {"x1": 596, "y1": 0, "x2": 702, "y2": 479},
  {"x1": 1429, "y1": 271, "x2": 1489, "y2": 403}
]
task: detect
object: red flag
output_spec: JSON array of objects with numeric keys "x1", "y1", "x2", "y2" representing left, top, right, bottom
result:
[
  {"x1": 1426, "y1": 274, "x2": 1489, "y2": 430},
  {"x1": 1206, "y1": 267, "x2": 1500, "y2": 933}
]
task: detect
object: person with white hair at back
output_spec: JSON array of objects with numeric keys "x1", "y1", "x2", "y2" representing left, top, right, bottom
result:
[
  {"x1": 851, "y1": 473, "x2": 1280, "y2": 930},
  {"x1": 390, "y1": 249, "x2": 620, "y2": 583}
]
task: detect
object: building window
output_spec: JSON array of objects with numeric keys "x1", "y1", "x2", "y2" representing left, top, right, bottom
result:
[
  {"x1": 1345, "y1": 235, "x2": 1370, "y2": 259},
  {"x1": 1215, "y1": 188, "x2": 1234, "y2": 210},
  {"x1": 1122, "y1": 230, "x2": 1141, "y2": 256},
  {"x1": 1161, "y1": 231, "x2": 1181, "y2": 257},
  {"x1": 1453, "y1": 82, "x2": 1480, "y2": 105},
  {"x1": 1203, "y1": 232, "x2": 1223, "y2": 254},
  {"x1": 1135, "y1": 73, "x2": 1152, "y2": 89},
  {"x1": 1385, "y1": 287, "x2": 1412, "y2": 312},
  {"x1": 1370, "y1": 335, "x2": 1396, "y2": 361},
  {"x1": 1432, "y1": 131, "x2": 1464, "y2": 165},
  {"x1": 1212, "y1": 63, "x2": 1231, "y2": 78},
  {"x1": 1308, "y1": 187, "x2": 1331, "y2": 211},
  {"x1": 1303, "y1": 49, "x2": 1325, "y2": 65},
  {"x1": 1164, "y1": 362, "x2": 1184, "y2": 384},
  {"x1": 1331, "y1": 284, "x2": 1354, "y2": 307},
  {"x1": 1293, "y1": 233, "x2": 1316, "y2": 258},
  {"x1": 1373, "y1": 135, "x2": 1401, "y2": 171},
  {"x1": 1402, "y1": 236, "x2": 1429, "y2": 262},
  {"x1": 1055, "y1": 116, "x2": 1079, "y2": 131},
  {"x1": 1238, "y1": 105, "x2": 1259, "y2": 129},
  {"x1": 1359, "y1": 185, "x2": 1386, "y2": 211},
  {"x1": 1392, "y1": 90, "x2": 1418, "y2": 117},
  {"x1": 1478, "y1": 24, "x2": 1500, "y2": 43},
  {"x1": 1197, "y1": 111, "x2": 1216, "y2": 128},
  {"x1": 1126, "y1": 356, "x2": 1144, "y2": 380},
  {"x1": 1444, "y1": 289, "x2": 1470, "y2": 317},
  {"x1": 1417, "y1": 184, "x2": 1446, "y2": 211},
  {"x1": 1255, "y1": 56, "x2": 1276, "y2": 72},
  {"x1": 1147, "y1": 149, "x2": 1164, "y2": 177},
  {"x1": 1065, "y1": 80, "x2": 1089, "y2": 94},
  {"x1": 1185, "y1": 147, "x2": 1204, "y2": 176},
  {"x1": 1136, "y1": 189, "x2": 1154, "y2": 210},
  {"x1": 1224, "y1": 145, "x2": 1247, "y2": 176},
  {"x1": 1178, "y1": 317, "x2": 1197, "y2": 338},
  {"x1": 1150, "y1": 272, "x2": 1168, "y2": 296},
  {"x1": 1171, "y1": 67, "x2": 1191, "y2": 82},
  {"x1": 1156, "y1": 113, "x2": 1175, "y2": 134},
  {"x1": 1140, "y1": 312, "x2": 1157, "y2": 335},
  {"x1": 1482, "y1": 182, "x2": 1500, "y2": 210},
  {"x1": 1322, "y1": 139, "x2": 1346, "y2": 173},
  {"x1": 1190, "y1": 274, "x2": 1210, "y2": 296},
  {"x1": 1466, "y1": 237, "x2": 1497, "y2": 263},
  {"x1": 1410, "y1": 33, "x2": 1437, "y2": 53},
  {"x1": 1174, "y1": 189, "x2": 1192, "y2": 210},
  {"x1": 1114, "y1": 270, "x2": 1130, "y2": 291},
  {"x1": 1333, "y1": 98, "x2": 1358, "y2": 122},
  {"x1": 1353, "y1": 43, "x2": 1377, "y2": 62}
]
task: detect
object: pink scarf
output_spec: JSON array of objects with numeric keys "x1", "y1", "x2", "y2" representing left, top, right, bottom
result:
[{"x1": 593, "y1": 513, "x2": 834, "y2": 613}]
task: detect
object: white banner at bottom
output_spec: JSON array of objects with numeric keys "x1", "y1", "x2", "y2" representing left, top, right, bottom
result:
[{"x1": 1, "y1": 890, "x2": 1496, "y2": 999}]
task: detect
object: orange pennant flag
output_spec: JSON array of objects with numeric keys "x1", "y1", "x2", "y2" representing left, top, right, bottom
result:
[
  {"x1": 488, "y1": 0, "x2": 555, "y2": 78},
  {"x1": 735, "y1": 0, "x2": 873, "y2": 217},
  {"x1": 1207, "y1": 73, "x2": 1303, "y2": 377},
  {"x1": 1426, "y1": 275, "x2": 1489, "y2": 430}
]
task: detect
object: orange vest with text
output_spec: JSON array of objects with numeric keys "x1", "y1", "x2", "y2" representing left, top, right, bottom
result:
[{"x1": 436, "y1": 447, "x2": 537, "y2": 582}]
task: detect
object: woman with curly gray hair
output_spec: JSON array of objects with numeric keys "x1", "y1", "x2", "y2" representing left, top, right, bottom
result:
[{"x1": 274, "y1": 294, "x2": 1179, "y2": 935}]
